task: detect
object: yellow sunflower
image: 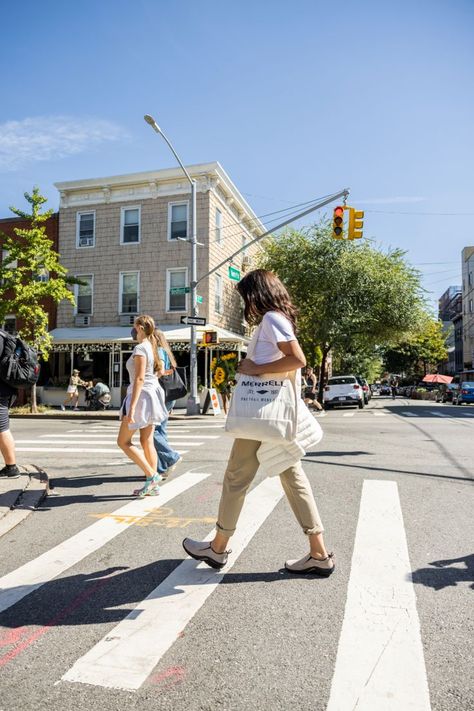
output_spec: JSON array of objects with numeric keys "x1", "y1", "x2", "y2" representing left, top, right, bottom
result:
[{"x1": 213, "y1": 367, "x2": 226, "y2": 385}]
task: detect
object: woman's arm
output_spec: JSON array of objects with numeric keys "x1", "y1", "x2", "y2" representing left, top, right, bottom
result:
[
  {"x1": 127, "y1": 354, "x2": 146, "y2": 422},
  {"x1": 237, "y1": 340, "x2": 306, "y2": 376}
]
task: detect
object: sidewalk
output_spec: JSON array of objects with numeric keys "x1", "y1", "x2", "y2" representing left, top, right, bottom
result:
[{"x1": 0, "y1": 465, "x2": 49, "y2": 538}]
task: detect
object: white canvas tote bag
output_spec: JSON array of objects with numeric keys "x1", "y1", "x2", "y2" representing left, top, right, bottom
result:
[{"x1": 225, "y1": 325, "x2": 298, "y2": 442}]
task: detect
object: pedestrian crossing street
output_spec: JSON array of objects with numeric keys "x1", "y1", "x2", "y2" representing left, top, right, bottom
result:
[{"x1": 0, "y1": 468, "x2": 436, "y2": 708}]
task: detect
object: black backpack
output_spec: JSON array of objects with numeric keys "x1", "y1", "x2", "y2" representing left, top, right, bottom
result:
[{"x1": 0, "y1": 330, "x2": 40, "y2": 389}]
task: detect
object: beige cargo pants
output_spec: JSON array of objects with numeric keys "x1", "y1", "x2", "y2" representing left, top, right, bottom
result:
[{"x1": 216, "y1": 438, "x2": 324, "y2": 537}]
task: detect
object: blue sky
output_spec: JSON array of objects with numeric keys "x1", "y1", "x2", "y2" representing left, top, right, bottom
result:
[{"x1": 1, "y1": 0, "x2": 473, "y2": 312}]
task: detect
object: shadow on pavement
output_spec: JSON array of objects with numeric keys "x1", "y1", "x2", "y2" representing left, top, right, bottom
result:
[
  {"x1": 384, "y1": 403, "x2": 474, "y2": 419},
  {"x1": 411, "y1": 553, "x2": 474, "y2": 591},
  {"x1": 306, "y1": 450, "x2": 373, "y2": 457},
  {"x1": 0, "y1": 561, "x2": 302, "y2": 632}
]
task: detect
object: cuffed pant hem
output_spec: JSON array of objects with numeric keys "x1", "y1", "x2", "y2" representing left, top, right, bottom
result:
[
  {"x1": 303, "y1": 525, "x2": 325, "y2": 536},
  {"x1": 216, "y1": 521, "x2": 236, "y2": 537}
]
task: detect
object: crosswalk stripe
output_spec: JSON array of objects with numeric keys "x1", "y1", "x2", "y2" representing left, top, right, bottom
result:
[
  {"x1": 61, "y1": 477, "x2": 284, "y2": 691},
  {"x1": 17, "y1": 440, "x2": 203, "y2": 448},
  {"x1": 343, "y1": 412, "x2": 356, "y2": 417},
  {"x1": 401, "y1": 412, "x2": 419, "y2": 417},
  {"x1": 372, "y1": 412, "x2": 387, "y2": 417},
  {"x1": 48, "y1": 434, "x2": 219, "y2": 440},
  {"x1": 429, "y1": 411, "x2": 449, "y2": 418},
  {"x1": 15, "y1": 447, "x2": 189, "y2": 455},
  {"x1": 326, "y1": 480, "x2": 431, "y2": 710},
  {"x1": 0, "y1": 470, "x2": 209, "y2": 615}
]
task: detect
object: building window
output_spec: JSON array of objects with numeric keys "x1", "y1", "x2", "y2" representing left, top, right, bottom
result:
[
  {"x1": 167, "y1": 268, "x2": 188, "y2": 312},
  {"x1": 76, "y1": 212, "x2": 95, "y2": 248},
  {"x1": 241, "y1": 235, "x2": 248, "y2": 254},
  {"x1": 34, "y1": 267, "x2": 49, "y2": 282},
  {"x1": 121, "y1": 206, "x2": 141, "y2": 244},
  {"x1": 1, "y1": 249, "x2": 17, "y2": 285},
  {"x1": 168, "y1": 202, "x2": 188, "y2": 241},
  {"x1": 2, "y1": 316, "x2": 16, "y2": 334},
  {"x1": 215, "y1": 208, "x2": 223, "y2": 243},
  {"x1": 215, "y1": 274, "x2": 223, "y2": 314},
  {"x1": 120, "y1": 271, "x2": 140, "y2": 314},
  {"x1": 75, "y1": 275, "x2": 94, "y2": 315}
]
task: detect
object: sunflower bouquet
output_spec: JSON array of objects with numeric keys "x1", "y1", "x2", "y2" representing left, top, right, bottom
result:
[{"x1": 211, "y1": 352, "x2": 238, "y2": 394}]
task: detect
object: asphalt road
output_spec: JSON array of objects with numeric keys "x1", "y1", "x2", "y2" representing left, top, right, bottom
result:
[{"x1": 0, "y1": 398, "x2": 472, "y2": 711}]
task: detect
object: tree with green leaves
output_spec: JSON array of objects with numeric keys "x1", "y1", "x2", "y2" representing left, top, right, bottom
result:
[
  {"x1": 0, "y1": 187, "x2": 77, "y2": 411},
  {"x1": 258, "y1": 223, "x2": 425, "y2": 400},
  {"x1": 383, "y1": 316, "x2": 449, "y2": 378}
]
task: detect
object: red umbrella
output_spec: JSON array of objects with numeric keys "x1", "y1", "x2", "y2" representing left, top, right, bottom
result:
[{"x1": 422, "y1": 374, "x2": 453, "y2": 384}]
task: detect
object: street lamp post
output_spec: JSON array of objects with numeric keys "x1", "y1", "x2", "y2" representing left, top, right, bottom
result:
[{"x1": 144, "y1": 114, "x2": 200, "y2": 415}]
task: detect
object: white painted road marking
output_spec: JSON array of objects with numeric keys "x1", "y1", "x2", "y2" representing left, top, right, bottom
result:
[
  {"x1": 326, "y1": 480, "x2": 431, "y2": 711},
  {"x1": 343, "y1": 412, "x2": 356, "y2": 417},
  {"x1": 373, "y1": 412, "x2": 387, "y2": 417},
  {"x1": 0, "y1": 471, "x2": 209, "y2": 615},
  {"x1": 15, "y1": 447, "x2": 190, "y2": 454},
  {"x1": 401, "y1": 412, "x2": 419, "y2": 417},
  {"x1": 47, "y1": 434, "x2": 219, "y2": 440},
  {"x1": 62, "y1": 477, "x2": 284, "y2": 691}
]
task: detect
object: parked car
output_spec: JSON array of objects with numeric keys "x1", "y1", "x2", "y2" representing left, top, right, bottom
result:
[
  {"x1": 356, "y1": 376, "x2": 371, "y2": 404},
  {"x1": 324, "y1": 375, "x2": 364, "y2": 409},
  {"x1": 452, "y1": 382, "x2": 474, "y2": 405},
  {"x1": 379, "y1": 384, "x2": 391, "y2": 396},
  {"x1": 435, "y1": 383, "x2": 458, "y2": 404}
]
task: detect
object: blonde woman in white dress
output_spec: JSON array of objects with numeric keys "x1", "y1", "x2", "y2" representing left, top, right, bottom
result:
[{"x1": 117, "y1": 314, "x2": 167, "y2": 497}]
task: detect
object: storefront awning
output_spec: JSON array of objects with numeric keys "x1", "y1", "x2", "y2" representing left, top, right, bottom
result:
[{"x1": 49, "y1": 324, "x2": 249, "y2": 348}]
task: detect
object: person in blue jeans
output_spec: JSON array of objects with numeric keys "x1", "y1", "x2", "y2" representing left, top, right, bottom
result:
[{"x1": 153, "y1": 330, "x2": 182, "y2": 479}]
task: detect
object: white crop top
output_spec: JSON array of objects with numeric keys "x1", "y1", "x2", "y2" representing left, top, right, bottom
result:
[{"x1": 251, "y1": 311, "x2": 296, "y2": 365}]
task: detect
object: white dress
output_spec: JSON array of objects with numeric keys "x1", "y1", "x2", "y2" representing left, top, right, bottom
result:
[{"x1": 120, "y1": 340, "x2": 167, "y2": 430}]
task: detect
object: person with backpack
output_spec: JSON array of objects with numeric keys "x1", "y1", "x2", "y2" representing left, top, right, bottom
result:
[{"x1": 0, "y1": 328, "x2": 40, "y2": 479}]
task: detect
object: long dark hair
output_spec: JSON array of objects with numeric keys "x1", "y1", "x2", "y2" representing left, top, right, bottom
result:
[{"x1": 236, "y1": 269, "x2": 297, "y2": 330}]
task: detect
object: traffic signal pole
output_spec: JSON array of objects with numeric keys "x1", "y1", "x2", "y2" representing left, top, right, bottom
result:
[{"x1": 196, "y1": 188, "x2": 350, "y2": 285}]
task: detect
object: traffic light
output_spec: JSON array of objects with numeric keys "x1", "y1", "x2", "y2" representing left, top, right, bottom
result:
[
  {"x1": 203, "y1": 331, "x2": 218, "y2": 345},
  {"x1": 347, "y1": 208, "x2": 364, "y2": 240},
  {"x1": 332, "y1": 206, "x2": 344, "y2": 239}
]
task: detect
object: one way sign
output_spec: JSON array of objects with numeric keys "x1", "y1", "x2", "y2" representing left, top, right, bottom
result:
[{"x1": 180, "y1": 316, "x2": 207, "y2": 326}]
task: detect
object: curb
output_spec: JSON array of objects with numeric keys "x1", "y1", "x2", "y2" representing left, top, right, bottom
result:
[{"x1": 0, "y1": 465, "x2": 49, "y2": 539}]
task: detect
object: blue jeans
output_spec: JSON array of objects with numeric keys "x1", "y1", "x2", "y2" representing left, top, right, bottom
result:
[{"x1": 153, "y1": 401, "x2": 180, "y2": 474}]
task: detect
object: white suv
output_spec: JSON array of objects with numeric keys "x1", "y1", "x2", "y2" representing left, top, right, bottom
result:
[{"x1": 323, "y1": 375, "x2": 364, "y2": 409}]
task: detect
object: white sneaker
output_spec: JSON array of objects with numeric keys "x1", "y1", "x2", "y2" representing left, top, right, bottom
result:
[
  {"x1": 182, "y1": 538, "x2": 230, "y2": 569},
  {"x1": 161, "y1": 456, "x2": 183, "y2": 481},
  {"x1": 60, "y1": 405, "x2": 65, "y2": 411}
]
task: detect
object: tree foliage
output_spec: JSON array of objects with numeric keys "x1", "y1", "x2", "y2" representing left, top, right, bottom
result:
[
  {"x1": 0, "y1": 187, "x2": 76, "y2": 353},
  {"x1": 0, "y1": 188, "x2": 77, "y2": 410},
  {"x1": 257, "y1": 222, "x2": 425, "y2": 394},
  {"x1": 383, "y1": 316, "x2": 449, "y2": 377}
]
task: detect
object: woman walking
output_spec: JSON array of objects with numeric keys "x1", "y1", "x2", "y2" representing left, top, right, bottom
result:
[
  {"x1": 153, "y1": 329, "x2": 182, "y2": 480},
  {"x1": 183, "y1": 269, "x2": 334, "y2": 576},
  {"x1": 117, "y1": 315, "x2": 167, "y2": 497},
  {"x1": 61, "y1": 369, "x2": 85, "y2": 410}
]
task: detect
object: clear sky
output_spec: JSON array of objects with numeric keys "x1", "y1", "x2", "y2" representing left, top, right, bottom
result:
[{"x1": 1, "y1": 0, "x2": 473, "y2": 312}]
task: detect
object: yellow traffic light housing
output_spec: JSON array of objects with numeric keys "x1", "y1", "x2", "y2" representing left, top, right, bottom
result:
[
  {"x1": 347, "y1": 208, "x2": 364, "y2": 240},
  {"x1": 332, "y1": 206, "x2": 344, "y2": 239}
]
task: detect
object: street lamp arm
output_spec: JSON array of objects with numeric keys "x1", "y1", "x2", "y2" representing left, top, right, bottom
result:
[
  {"x1": 196, "y1": 188, "x2": 350, "y2": 285},
  {"x1": 143, "y1": 115, "x2": 194, "y2": 187}
]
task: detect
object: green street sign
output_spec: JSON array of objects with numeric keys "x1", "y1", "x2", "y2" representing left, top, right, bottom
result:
[
  {"x1": 196, "y1": 295, "x2": 203, "y2": 304},
  {"x1": 228, "y1": 266, "x2": 241, "y2": 281},
  {"x1": 170, "y1": 286, "x2": 190, "y2": 295}
]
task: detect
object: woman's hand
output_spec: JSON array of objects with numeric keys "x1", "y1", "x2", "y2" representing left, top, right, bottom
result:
[
  {"x1": 237, "y1": 358, "x2": 261, "y2": 375},
  {"x1": 125, "y1": 410, "x2": 136, "y2": 425}
]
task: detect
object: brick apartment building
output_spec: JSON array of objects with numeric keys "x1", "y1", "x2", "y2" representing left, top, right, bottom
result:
[{"x1": 42, "y1": 162, "x2": 264, "y2": 407}]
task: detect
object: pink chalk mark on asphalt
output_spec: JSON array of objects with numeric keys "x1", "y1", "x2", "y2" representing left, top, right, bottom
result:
[
  {"x1": 0, "y1": 576, "x2": 111, "y2": 668},
  {"x1": 149, "y1": 665, "x2": 186, "y2": 690}
]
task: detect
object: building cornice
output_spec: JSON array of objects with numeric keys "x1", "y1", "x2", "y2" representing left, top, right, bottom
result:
[{"x1": 54, "y1": 162, "x2": 265, "y2": 236}]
